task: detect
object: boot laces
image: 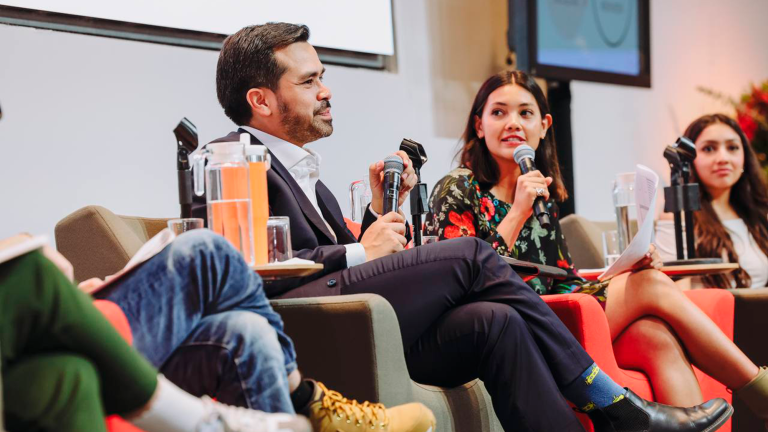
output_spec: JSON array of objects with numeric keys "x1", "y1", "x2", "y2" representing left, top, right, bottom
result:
[{"x1": 317, "y1": 382, "x2": 390, "y2": 428}]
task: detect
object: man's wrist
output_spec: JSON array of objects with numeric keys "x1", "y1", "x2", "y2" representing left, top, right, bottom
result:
[{"x1": 344, "y1": 243, "x2": 367, "y2": 268}]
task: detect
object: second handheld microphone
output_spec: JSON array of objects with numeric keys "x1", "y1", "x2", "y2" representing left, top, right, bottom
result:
[
  {"x1": 512, "y1": 144, "x2": 551, "y2": 229},
  {"x1": 382, "y1": 155, "x2": 404, "y2": 214}
]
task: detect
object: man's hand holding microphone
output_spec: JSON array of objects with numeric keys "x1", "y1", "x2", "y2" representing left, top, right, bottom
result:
[{"x1": 360, "y1": 151, "x2": 417, "y2": 262}]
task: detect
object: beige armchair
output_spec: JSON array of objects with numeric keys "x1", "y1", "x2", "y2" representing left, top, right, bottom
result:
[
  {"x1": 560, "y1": 213, "x2": 768, "y2": 432},
  {"x1": 55, "y1": 205, "x2": 503, "y2": 432}
]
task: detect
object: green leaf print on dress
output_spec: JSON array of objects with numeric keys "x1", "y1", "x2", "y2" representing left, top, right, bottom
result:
[{"x1": 529, "y1": 220, "x2": 548, "y2": 249}]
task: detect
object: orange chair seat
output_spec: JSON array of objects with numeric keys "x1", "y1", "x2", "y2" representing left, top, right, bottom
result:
[{"x1": 93, "y1": 300, "x2": 146, "y2": 432}]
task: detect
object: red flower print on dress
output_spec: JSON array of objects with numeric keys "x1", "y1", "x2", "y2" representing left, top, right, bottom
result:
[
  {"x1": 444, "y1": 211, "x2": 476, "y2": 238},
  {"x1": 556, "y1": 259, "x2": 570, "y2": 269},
  {"x1": 480, "y1": 197, "x2": 495, "y2": 220}
]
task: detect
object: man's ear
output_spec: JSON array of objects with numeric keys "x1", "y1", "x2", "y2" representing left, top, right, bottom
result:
[{"x1": 246, "y1": 88, "x2": 274, "y2": 118}]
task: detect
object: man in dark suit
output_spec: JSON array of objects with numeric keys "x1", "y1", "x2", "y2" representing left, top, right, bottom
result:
[{"x1": 209, "y1": 22, "x2": 733, "y2": 432}]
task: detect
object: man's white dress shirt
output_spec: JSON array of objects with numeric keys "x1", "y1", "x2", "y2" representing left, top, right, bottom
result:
[{"x1": 241, "y1": 126, "x2": 367, "y2": 267}]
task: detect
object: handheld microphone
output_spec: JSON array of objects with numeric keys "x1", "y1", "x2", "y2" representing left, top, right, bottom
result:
[
  {"x1": 512, "y1": 145, "x2": 551, "y2": 229},
  {"x1": 382, "y1": 155, "x2": 404, "y2": 214}
]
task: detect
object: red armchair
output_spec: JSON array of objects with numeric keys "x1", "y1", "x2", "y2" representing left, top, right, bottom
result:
[
  {"x1": 544, "y1": 291, "x2": 733, "y2": 431},
  {"x1": 93, "y1": 300, "x2": 146, "y2": 432}
]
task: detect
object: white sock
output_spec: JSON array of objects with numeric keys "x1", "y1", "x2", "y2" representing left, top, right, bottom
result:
[{"x1": 129, "y1": 375, "x2": 209, "y2": 432}]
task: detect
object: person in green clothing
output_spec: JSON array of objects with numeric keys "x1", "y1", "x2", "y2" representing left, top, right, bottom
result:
[
  {"x1": 425, "y1": 70, "x2": 768, "y2": 426},
  {"x1": 0, "y1": 234, "x2": 309, "y2": 432}
]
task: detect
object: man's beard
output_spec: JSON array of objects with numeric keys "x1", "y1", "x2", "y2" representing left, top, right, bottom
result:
[{"x1": 278, "y1": 97, "x2": 333, "y2": 144}]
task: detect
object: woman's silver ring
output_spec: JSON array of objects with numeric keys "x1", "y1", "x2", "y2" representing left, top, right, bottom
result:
[{"x1": 535, "y1": 188, "x2": 546, "y2": 197}]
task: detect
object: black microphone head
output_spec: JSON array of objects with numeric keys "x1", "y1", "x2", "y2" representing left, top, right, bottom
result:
[
  {"x1": 513, "y1": 144, "x2": 536, "y2": 165},
  {"x1": 674, "y1": 136, "x2": 697, "y2": 163},
  {"x1": 383, "y1": 155, "x2": 404, "y2": 174}
]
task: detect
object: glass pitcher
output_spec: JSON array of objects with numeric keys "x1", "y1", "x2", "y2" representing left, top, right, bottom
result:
[{"x1": 192, "y1": 141, "x2": 255, "y2": 265}]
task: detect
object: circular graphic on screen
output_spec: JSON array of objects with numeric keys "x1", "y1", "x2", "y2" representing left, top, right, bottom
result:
[
  {"x1": 592, "y1": 0, "x2": 634, "y2": 48},
  {"x1": 546, "y1": 0, "x2": 588, "y2": 40}
]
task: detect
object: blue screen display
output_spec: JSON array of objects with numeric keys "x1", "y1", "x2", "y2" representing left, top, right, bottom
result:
[{"x1": 537, "y1": 0, "x2": 641, "y2": 76}]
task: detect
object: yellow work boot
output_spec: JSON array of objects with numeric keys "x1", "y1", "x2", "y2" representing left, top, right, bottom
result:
[{"x1": 305, "y1": 381, "x2": 436, "y2": 432}]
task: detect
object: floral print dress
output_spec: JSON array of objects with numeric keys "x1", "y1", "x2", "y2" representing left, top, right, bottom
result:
[{"x1": 424, "y1": 167, "x2": 610, "y2": 304}]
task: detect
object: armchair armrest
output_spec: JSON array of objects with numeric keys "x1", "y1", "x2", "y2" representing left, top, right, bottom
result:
[
  {"x1": 270, "y1": 294, "x2": 415, "y2": 404},
  {"x1": 727, "y1": 288, "x2": 768, "y2": 432},
  {"x1": 543, "y1": 294, "x2": 652, "y2": 393},
  {"x1": 542, "y1": 294, "x2": 621, "y2": 371},
  {"x1": 728, "y1": 288, "x2": 768, "y2": 366}
]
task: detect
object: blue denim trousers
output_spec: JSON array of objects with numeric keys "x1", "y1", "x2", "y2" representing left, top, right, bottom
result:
[{"x1": 95, "y1": 230, "x2": 297, "y2": 413}]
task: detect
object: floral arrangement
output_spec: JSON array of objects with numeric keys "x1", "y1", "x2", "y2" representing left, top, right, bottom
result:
[{"x1": 699, "y1": 80, "x2": 768, "y2": 165}]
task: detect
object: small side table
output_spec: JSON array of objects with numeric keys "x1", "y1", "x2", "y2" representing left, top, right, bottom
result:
[
  {"x1": 253, "y1": 263, "x2": 324, "y2": 280},
  {"x1": 578, "y1": 263, "x2": 739, "y2": 281}
]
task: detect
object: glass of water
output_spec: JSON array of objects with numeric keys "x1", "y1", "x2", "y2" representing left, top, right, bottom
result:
[
  {"x1": 602, "y1": 230, "x2": 621, "y2": 267},
  {"x1": 267, "y1": 216, "x2": 293, "y2": 263},
  {"x1": 349, "y1": 179, "x2": 372, "y2": 222},
  {"x1": 167, "y1": 218, "x2": 204, "y2": 236}
]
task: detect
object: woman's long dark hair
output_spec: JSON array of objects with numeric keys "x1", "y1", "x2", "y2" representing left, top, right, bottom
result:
[
  {"x1": 456, "y1": 70, "x2": 567, "y2": 201},
  {"x1": 686, "y1": 114, "x2": 768, "y2": 288}
]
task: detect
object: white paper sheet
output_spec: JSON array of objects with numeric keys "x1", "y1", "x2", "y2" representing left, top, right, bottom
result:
[
  {"x1": 598, "y1": 165, "x2": 659, "y2": 281},
  {"x1": 81, "y1": 228, "x2": 177, "y2": 294},
  {"x1": 0, "y1": 235, "x2": 48, "y2": 265}
]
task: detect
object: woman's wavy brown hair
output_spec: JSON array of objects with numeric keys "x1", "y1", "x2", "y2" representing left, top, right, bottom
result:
[
  {"x1": 686, "y1": 114, "x2": 768, "y2": 288},
  {"x1": 456, "y1": 70, "x2": 567, "y2": 201}
]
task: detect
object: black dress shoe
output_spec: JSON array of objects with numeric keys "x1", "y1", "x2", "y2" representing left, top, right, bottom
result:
[{"x1": 596, "y1": 390, "x2": 733, "y2": 432}]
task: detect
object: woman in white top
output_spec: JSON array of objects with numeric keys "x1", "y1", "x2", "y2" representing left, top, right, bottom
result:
[{"x1": 656, "y1": 114, "x2": 768, "y2": 289}]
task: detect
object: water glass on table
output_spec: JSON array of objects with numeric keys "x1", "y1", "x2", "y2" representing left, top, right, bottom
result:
[
  {"x1": 167, "y1": 218, "x2": 204, "y2": 236},
  {"x1": 602, "y1": 230, "x2": 620, "y2": 267},
  {"x1": 267, "y1": 217, "x2": 293, "y2": 263},
  {"x1": 349, "y1": 179, "x2": 372, "y2": 222},
  {"x1": 421, "y1": 235, "x2": 439, "y2": 245}
]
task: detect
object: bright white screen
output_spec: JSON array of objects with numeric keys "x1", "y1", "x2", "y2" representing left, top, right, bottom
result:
[{"x1": 1, "y1": 0, "x2": 395, "y2": 55}]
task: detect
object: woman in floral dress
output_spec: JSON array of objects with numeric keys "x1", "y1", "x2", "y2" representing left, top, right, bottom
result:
[{"x1": 425, "y1": 70, "x2": 768, "y2": 412}]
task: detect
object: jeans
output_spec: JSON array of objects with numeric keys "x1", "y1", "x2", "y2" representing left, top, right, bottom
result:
[{"x1": 96, "y1": 229, "x2": 297, "y2": 413}]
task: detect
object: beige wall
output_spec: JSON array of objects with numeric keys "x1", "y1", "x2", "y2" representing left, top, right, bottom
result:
[
  {"x1": 1, "y1": 0, "x2": 767, "y2": 242},
  {"x1": 0, "y1": 0, "x2": 511, "y2": 241},
  {"x1": 571, "y1": 0, "x2": 768, "y2": 221}
]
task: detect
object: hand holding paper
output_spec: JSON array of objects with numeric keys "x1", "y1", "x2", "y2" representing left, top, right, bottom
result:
[{"x1": 598, "y1": 165, "x2": 660, "y2": 281}]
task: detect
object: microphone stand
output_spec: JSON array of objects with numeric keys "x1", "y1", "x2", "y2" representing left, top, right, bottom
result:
[
  {"x1": 662, "y1": 141, "x2": 701, "y2": 260},
  {"x1": 400, "y1": 139, "x2": 429, "y2": 247},
  {"x1": 174, "y1": 118, "x2": 199, "y2": 218},
  {"x1": 410, "y1": 168, "x2": 429, "y2": 247}
]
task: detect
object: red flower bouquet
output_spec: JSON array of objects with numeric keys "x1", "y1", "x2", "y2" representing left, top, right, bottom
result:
[{"x1": 700, "y1": 80, "x2": 768, "y2": 167}]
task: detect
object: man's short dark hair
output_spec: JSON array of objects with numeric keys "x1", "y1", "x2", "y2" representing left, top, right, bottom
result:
[{"x1": 216, "y1": 22, "x2": 310, "y2": 126}]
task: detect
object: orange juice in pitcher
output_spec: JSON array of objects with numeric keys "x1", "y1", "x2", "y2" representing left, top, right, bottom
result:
[{"x1": 245, "y1": 144, "x2": 270, "y2": 265}]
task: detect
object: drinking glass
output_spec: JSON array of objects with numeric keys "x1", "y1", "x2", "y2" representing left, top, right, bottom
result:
[
  {"x1": 349, "y1": 179, "x2": 372, "y2": 222},
  {"x1": 421, "y1": 235, "x2": 439, "y2": 245},
  {"x1": 167, "y1": 218, "x2": 204, "y2": 236},
  {"x1": 267, "y1": 217, "x2": 293, "y2": 263},
  {"x1": 602, "y1": 230, "x2": 621, "y2": 267}
]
